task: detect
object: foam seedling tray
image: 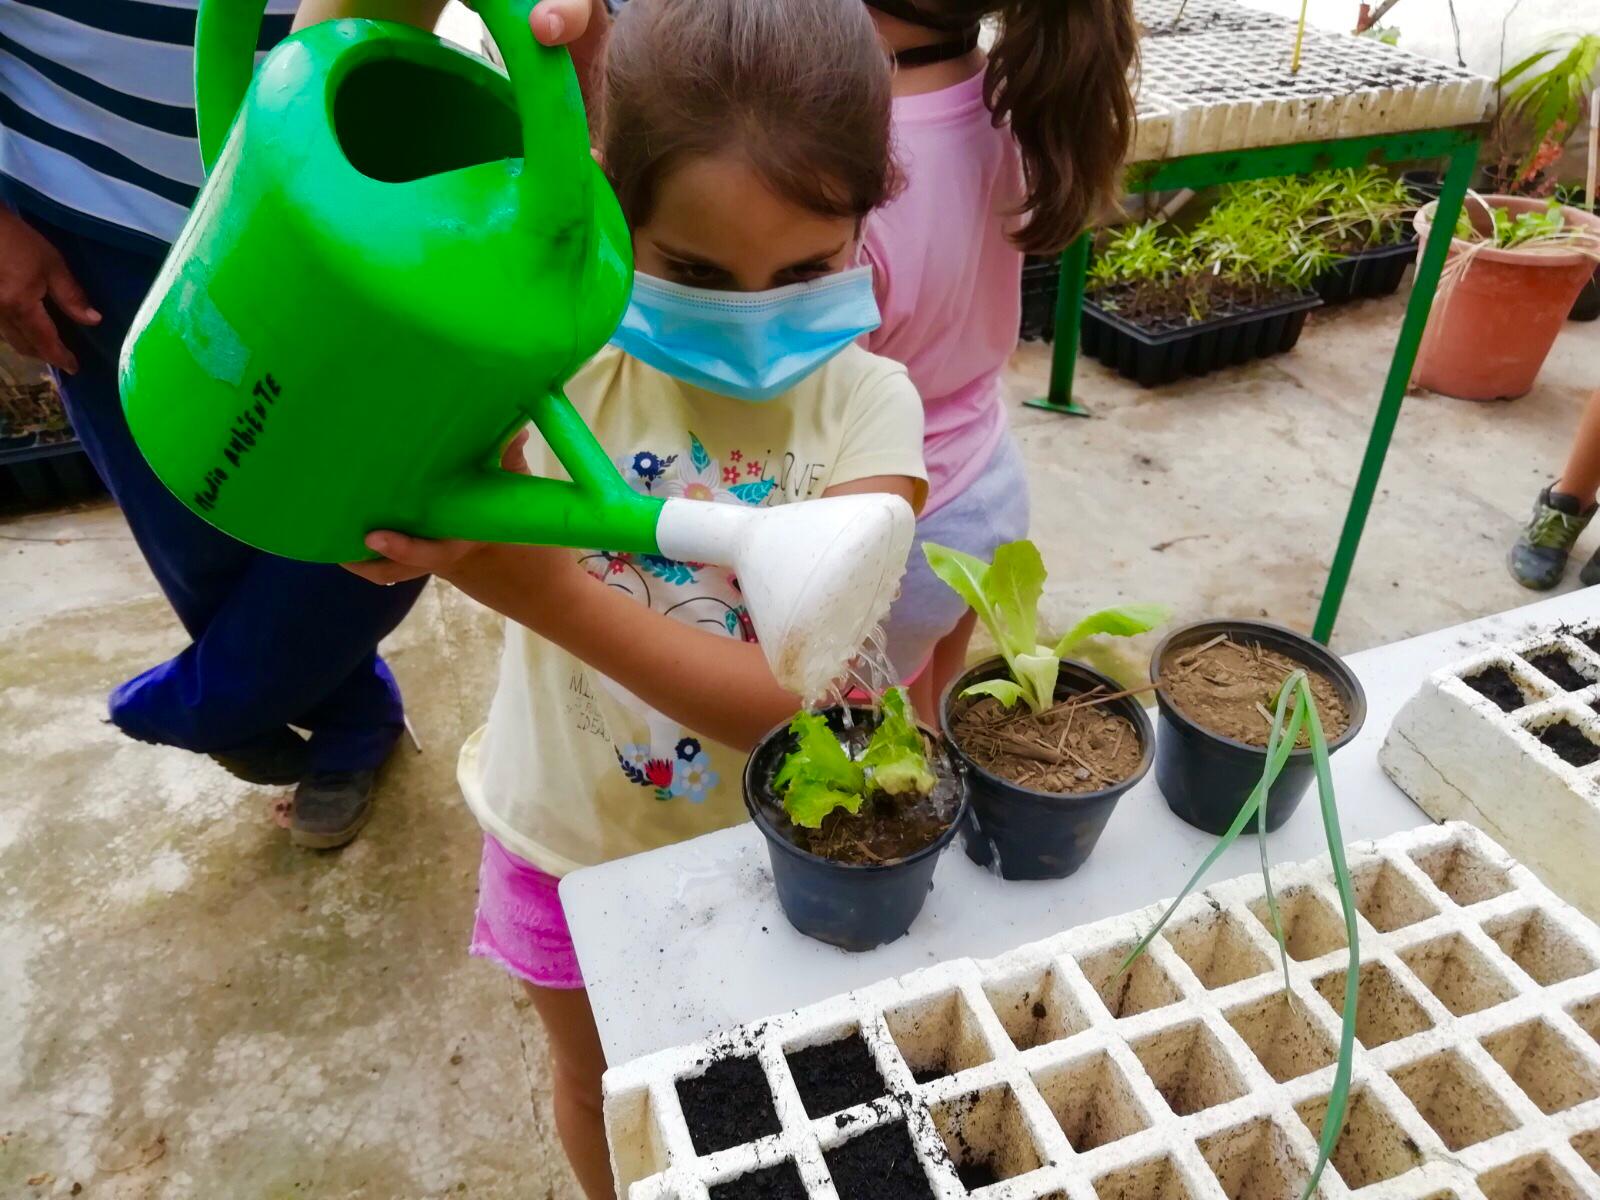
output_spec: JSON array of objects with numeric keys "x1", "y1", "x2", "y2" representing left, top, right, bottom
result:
[
  {"x1": 1126, "y1": 0, "x2": 1492, "y2": 162},
  {"x1": 603, "y1": 822, "x2": 1600, "y2": 1199},
  {"x1": 1382, "y1": 623, "x2": 1600, "y2": 925}
]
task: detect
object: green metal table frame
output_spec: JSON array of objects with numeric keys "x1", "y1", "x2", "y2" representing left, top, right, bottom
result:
[{"x1": 1029, "y1": 126, "x2": 1482, "y2": 644}]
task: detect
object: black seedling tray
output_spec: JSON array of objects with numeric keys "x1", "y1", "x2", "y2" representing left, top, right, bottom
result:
[
  {"x1": 1019, "y1": 254, "x2": 1061, "y2": 342},
  {"x1": 1314, "y1": 232, "x2": 1418, "y2": 304},
  {"x1": 1081, "y1": 291, "x2": 1322, "y2": 387}
]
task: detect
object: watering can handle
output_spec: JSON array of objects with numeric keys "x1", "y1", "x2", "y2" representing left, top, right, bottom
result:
[{"x1": 196, "y1": 0, "x2": 594, "y2": 211}]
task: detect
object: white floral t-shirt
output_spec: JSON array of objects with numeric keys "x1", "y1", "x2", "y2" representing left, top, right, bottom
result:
[{"x1": 457, "y1": 343, "x2": 927, "y2": 876}]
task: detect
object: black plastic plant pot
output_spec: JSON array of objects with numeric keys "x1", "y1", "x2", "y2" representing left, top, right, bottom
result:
[
  {"x1": 743, "y1": 707, "x2": 968, "y2": 953},
  {"x1": 1151, "y1": 621, "x2": 1367, "y2": 837},
  {"x1": 1313, "y1": 232, "x2": 1418, "y2": 305},
  {"x1": 1572, "y1": 271, "x2": 1600, "y2": 322},
  {"x1": 1080, "y1": 292, "x2": 1322, "y2": 388},
  {"x1": 941, "y1": 657, "x2": 1153, "y2": 881},
  {"x1": 1401, "y1": 169, "x2": 1443, "y2": 206}
]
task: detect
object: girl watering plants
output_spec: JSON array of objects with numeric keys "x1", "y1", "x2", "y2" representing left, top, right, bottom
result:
[
  {"x1": 861, "y1": 0, "x2": 1139, "y2": 720},
  {"x1": 346, "y1": 0, "x2": 926, "y2": 1193}
]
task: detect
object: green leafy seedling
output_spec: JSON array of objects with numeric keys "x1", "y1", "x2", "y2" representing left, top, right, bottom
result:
[
  {"x1": 1116, "y1": 672, "x2": 1359, "y2": 1200},
  {"x1": 774, "y1": 686, "x2": 934, "y2": 828},
  {"x1": 923, "y1": 539, "x2": 1170, "y2": 714}
]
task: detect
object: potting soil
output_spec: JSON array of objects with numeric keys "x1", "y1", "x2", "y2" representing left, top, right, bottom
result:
[
  {"x1": 1464, "y1": 664, "x2": 1529, "y2": 712},
  {"x1": 1526, "y1": 649, "x2": 1591, "y2": 693},
  {"x1": 822, "y1": 1121, "x2": 936, "y2": 1200},
  {"x1": 1160, "y1": 638, "x2": 1350, "y2": 747},
  {"x1": 1535, "y1": 721, "x2": 1600, "y2": 768},
  {"x1": 950, "y1": 693, "x2": 1143, "y2": 794},
  {"x1": 785, "y1": 1033, "x2": 887, "y2": 1119},
  {"x1": 1086, "y1": 278, "x2": 1305, "y2": 335},
  {"x1": 708, "y1": 1161, "x2": 808, "y2": 1200},
  {"x1": 676, "y1": 1055, "x2": 782, "y2": 1155}
]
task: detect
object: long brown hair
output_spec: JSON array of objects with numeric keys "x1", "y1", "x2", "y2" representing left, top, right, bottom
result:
[
  {"x1": 913, "y1": 0, "x2": 1139, "y2": 255},
  {"x1": 601, "y1": 0, "x2": 899, "y2": 229}
]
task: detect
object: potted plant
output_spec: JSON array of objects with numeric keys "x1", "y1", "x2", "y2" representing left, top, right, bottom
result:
[
  {"x1": 1412, "y1": 194, "x2": 1600, "y2": 401},
  {"x1": 1151, "y1": 619, "x2": 1366, "y2": 836},
  {"x1": 743, "y1": 687, "x2": 968, "y2": 952},
  {"x1": 1082, "y1": 196, "x2": 1332, "y2": 387},
  {"x1": 1231, "y1": 168, "x2": 1419, "y2": 304},
  {"x1": 1485, "y1": 33, "x2": 1599, "y2": 199},
  {"x1": 925, "y1": 539, "x2": 1166, "y2": 880}
]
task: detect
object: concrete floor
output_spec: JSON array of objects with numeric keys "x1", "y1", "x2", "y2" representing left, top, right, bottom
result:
[{"x1": 3, "y1": 291, "x2": 1597, "y2": 1198}]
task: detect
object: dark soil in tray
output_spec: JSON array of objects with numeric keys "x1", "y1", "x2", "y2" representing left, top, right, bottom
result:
[
  {"x1": 825, "y1": 1121, "x2": 936, "y2": 1200},
  {"x1": 1536, "y1": 721, "x2": 1600, "y2": 767},
  {"x1": 1160, "y1": 637, "x2": 1350, "y2": 747},
  {"x1": 1581, "y1": 628, "x2": 1600, "y2": 656},
  {"x1": 1526, "y1": 650, "x2": 1590, "y2": 692},
  {"x1": 677, "y1": 1056, "x2": 781, "y2": 1155},
  {"x1": 911, "y1": 1063, "x2": 949, "y2": 1086},
  {"x1": 786, "y1": 1033, "x2": 887, "y2": 1118},
  {"x1": 710, "y1": 1162, "x2": 808, "y2": 1200},
  {"x1": 1087, "y1": 278, "x2": 1305, "y2": 336},
  {"x1": 1465, "y1": 664, "x2": 1528, "y2": 712},
  {"x1": 955, "y1": 1160, "x2": 1001, "y2": 1190},
  {"x1": 951, "y1": 691, "x2": 1143, "y2": 793}
]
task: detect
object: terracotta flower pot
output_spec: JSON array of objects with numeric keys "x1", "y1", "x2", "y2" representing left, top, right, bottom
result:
[{"x1": 1412, "y1": 196, "x2": 1600, "y2": 401}]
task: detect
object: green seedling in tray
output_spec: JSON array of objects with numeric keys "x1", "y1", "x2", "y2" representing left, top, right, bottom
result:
[
  {"x1": 1118, "y1": 672, "x2": 1360, "y2": 1200},
  {"x1": 775, "y1": 687, "x2": 934, "y2": 829},
  {"x1": 922, "y1": 538, "x2": 1169, "y2": 714}
]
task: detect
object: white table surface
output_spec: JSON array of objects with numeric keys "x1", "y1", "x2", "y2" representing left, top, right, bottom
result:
[{"x1": 564, "y1": 589, "x2": 1600, "y2": 1066}]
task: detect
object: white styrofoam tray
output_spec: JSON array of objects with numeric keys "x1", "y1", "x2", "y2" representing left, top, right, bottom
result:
[
  {"x1": 1127, "y1": 0, "x2": 1493, "y2": 161},
  {"x1": 1382, "y1": 622, "x2": 1600, "y2": 923},
  {"x1": 603, "y1": 822, "x2": 1600, "y2": 1200}
]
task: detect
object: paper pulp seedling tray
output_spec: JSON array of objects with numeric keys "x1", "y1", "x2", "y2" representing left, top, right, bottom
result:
[
  {"x1": 1126, "y1": 0, "x2": 1492, "y2": 162},
  {"x1": 1382, "y1": 623, "x2": 1600, "y2": 923},
  {"x1": 602, "y1": 822, "x2": 1600, "y2": 1200}
]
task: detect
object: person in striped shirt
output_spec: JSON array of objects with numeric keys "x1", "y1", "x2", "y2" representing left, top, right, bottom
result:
[{"x1": 0, "y1": 0, "x2": 595, "y2": 846}]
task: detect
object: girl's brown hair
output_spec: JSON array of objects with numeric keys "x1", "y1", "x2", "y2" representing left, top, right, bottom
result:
[
  {"x1": 927, "y1": 0, "x2": 1140, "y2": 255},
  {"x1": 601, "y1": 0, "x2": 899, "y2": 229}
]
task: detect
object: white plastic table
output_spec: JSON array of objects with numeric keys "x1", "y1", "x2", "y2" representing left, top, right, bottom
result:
[{"x1": 564, "y1": 590, "x2": 1600, "y2": 1067}]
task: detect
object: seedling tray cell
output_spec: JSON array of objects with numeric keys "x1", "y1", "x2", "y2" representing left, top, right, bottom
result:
[
  {"x1": 1383, "y1": 624, "x2": 1600, "y2": 922},
  {"x1": 603, "y1": 823, "x2": 1600, "y2": 1200},
  {"x1": 1081, "y1": 292, "x2": 1322, "y2": 387},
  {"x1": 1313, "y1": 234, "x2": 1419, "y2": 305}
]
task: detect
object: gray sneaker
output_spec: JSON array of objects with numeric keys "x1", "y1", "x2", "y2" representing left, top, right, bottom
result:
[
  {"x1": 1510, "y1": 486, "x2": 1594, "y2": 590},
  {"x1": 291, "y1": 769, "x2": 377, "y2": 849}
]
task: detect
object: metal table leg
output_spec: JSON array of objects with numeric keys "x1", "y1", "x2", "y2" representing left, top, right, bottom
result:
[
  {"x1": 1025, "y1": 233, "x2": 1092, "y2": 417},
  {"x1": 1312, "y1": 142, "x2": 1480, "y2": 643}
]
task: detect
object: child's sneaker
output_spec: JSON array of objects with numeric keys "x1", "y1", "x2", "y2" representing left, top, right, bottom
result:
[{"x1": 1509, "y1": 485, "x2": 1595, "y2": 590}]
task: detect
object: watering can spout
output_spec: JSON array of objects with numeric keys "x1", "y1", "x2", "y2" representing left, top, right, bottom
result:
[{"x1": 656, "y1": 493, "x2": 917, "y2": 701}]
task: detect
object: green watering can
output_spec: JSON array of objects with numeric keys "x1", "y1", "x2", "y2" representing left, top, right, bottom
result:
[{"x1": 119, "y1": 0, "x2": 913, "y2": 698}]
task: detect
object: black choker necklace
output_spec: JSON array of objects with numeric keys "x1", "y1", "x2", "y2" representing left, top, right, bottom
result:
[{"x1": 890, "y1": 28, "x2": 980, "y2": 67}]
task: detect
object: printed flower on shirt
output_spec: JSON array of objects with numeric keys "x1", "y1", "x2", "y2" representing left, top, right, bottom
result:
[
  {"x1": 619, "y1": 449, "x2": 677, "y2": 490},
  {"x1": 657, "y1": 432, "x2": 777, "y2": 506},
  {"x1": 670, "y1": 751, "x2": 719, "y2": 803}
]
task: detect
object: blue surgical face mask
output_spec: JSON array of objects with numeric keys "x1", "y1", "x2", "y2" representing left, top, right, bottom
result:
[{"x1": 608, "y1": 267, "x2": 881, "y2": 402}]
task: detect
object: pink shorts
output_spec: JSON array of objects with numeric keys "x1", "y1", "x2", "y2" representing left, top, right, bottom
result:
[{"x1": 470, "y1": 834, "x2": 585, "y2": 990}]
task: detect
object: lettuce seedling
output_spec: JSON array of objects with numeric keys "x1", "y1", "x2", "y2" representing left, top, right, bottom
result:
[
  {"x1": 774, "y1": 687, "x2": 934, "y2": 828},
  {"x1": 923, "y1": 539, "x2": 1170, "y2": 714}
]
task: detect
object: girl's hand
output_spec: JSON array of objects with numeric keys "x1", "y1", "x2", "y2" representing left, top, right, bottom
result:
[
  {"x1": 344, "y1": 531, "x2": 482, "y2": 585},
  {"x1": 342, "y1": 429, "x2": 532, "y2": 586},
  {"x1": 528, "y1": 0, "x2": 595, "y2": 46}
]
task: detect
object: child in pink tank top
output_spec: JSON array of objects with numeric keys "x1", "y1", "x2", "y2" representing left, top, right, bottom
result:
[{"x1": 862, "y1": 0, "x2": 1139, "y2": 718}]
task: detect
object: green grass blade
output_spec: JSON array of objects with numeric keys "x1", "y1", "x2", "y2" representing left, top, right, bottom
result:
[
  {"x1": 1258, "y1": 672, "x2": 1307, "y2": 997},
  {"x1": 1297, "y1": 677, "x2": 1359, "y2": 1200},
  {"x1": 1118, "y1": 700, "x2": 1306, "y2": 978}
]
